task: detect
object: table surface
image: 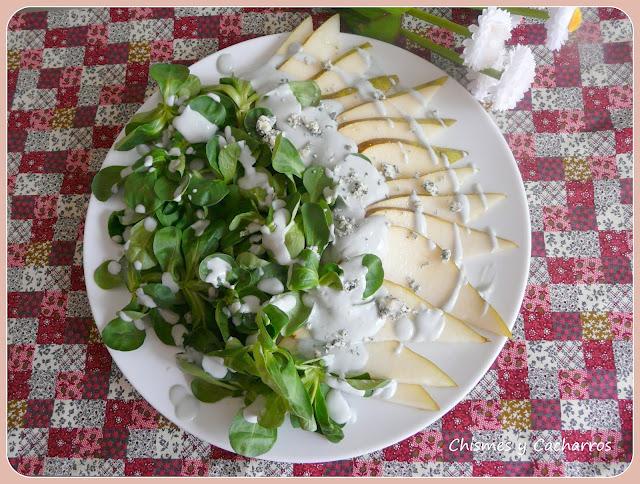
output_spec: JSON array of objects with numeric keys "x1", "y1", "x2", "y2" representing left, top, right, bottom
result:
[{"x1": 7, "y1": 7, "x2": 632, "y2": 477}]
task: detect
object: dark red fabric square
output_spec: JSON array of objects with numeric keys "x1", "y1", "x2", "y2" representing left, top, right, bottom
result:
[
  {"x1": 499, "y1": 369, "x2": 530, "y2": 399},
  {"x1": 8, "y1": 292, "x2": 44, "y2": 318},
  {"x1": 174, "y1": 17, "x2": 201, "y2": 39},
  {"x1": 109, "y1": 7, "x2": 130, "y2": 22},
  {"x1": 538, "y1": 158, "x2": 565, "y2": 181},
  {"x1": 517, "y1": 158, "x2": 539, "y2": 181},
  {"x1": 531, "y1": 399, "x2": 561, "y2": 430},
  {"x1": 63, "y1": 317, "x2": 92, "y2": 344},
  {"x1": 598, "y1": 7, "x2": 628, "y2": 20},
  {"x1": 85, "y1": 343, "x2": 112, "y2": 372},
  {"x1": 61, "y1": 172, "x2": 91, "y2": 195},
  {"x1": 10, "y1": 196, "x2": 36, "y2": 219},
  {"x1": 569, "y1": 205, "x2": 597, "y2": 231},
  {"x1": 20, "y1": 152, "x2": 47, "y2": 173},
  {"x1": 30, "y1": 218, "x2": 56, "y2": 241},
  {"x1": 196, "y1": 15, "x2": 221, "y2": 39},
  {"x1": 533, "y1": 111, "x2": 558, "y2": 132},
  {"x1": 42, "y1": 151, "x2": 67, "y2": 173},
  {"x1": 8, "y1": 371, "x2": 31, "y2": 400},
  {"x1": 24, "y1": 399, "x2": 55, "y2": 428},
  {"x1": 18, "y1": 10, "x2": 48, "y2": 29},
  {"x1": 583, "y1": 87, "x2": 610, "y2": 110},
  {"x1": 555, "y1": 63, "x2": 581, "y2": 88},
  {"x1": 44, "y1": 28, "x2": 68, "y2": 48},
  {"x1": 126, "y1": 62, "x2": 150, "y2": 85},
  {"x1": 504, "y1": 462, "x2": 534, "y2": 477},
  {"x1": 36, "y1": 316, "x2": 66, "y2": 344},
  {"x1": 74, "y1": 106, "x2": 98, "y2": 128},
  {"x1": 8, "y1": 129, "x2": 27, "y2": 152},
  {"x1": 104, "y1": 400, "x2": 134, "y2": 428},
  {"x1": 618, "y1": 400, "x2": 632, "y2": 431},
  {"x1": 123, "y1": 83, "x2": 148, "y2": 104},
  {"x1": 441, "y1": 401, "x2": 472, "y2": 431},
  {"x1": 9, "y1": 110, "x2": 30, "y2": 131},
  {"x1": 619, "y1": 178, "x2": 632, "y2": 204},
  {"x1": 154, "y1": 459, "x2": 184, "y2": 476},
  {"x1": 584, "y1": 109, "x2": 613, "y2": 131},
  {"x1": 561, "y1": 430, "x2": 594, "y2": 462},
  {"x1": 93, "y1": 125, "x2": 121, "y2": 149},
  {"x1": 615, "y1": 128, "x2": 632, "y2": 152},
  {"x1": 450, "y1": 8, "x2": 480, "y2": 26},
  {"x1": 100, "y1": 428, "x2": 129, "y2": 459},
  {"x1": 547, "y1": 258, "x2": 576, "y2": 284},
  {"x1": 583, "y1": 341, "x2": 616, "y2": 370},
  {"x1": 48, "y1": 241, "x2": 76, "y2": 266},
  {"x1": 83, "y1": 371, "x2": 111, "y2": 400},
  {"x1": 531, "y1": 231, "x2": 546, "y2": 257},
  {"x1": 48, "y1": 428, "x2": 78, "y2": 457},
  {"x1": 566, "y1": 181, "x2": 594, "y2": 206},
  {"x1": 598, "y1": 231, "x2": 631, "y2": 257},
  {"x1": 515, "y1": 88, "x2": 532, "y2": 111},
  {"x1": 473, "y1": 461, "x2": 505, "y2": 477},
  {"x1": 508, "y1": 23, "x2": 546, "y2": 45},
  {"x1": 442, "y1": 430, "x2": 475, "y2": 462},
  {"x1": 600, "y1": 256, "x2": 632, "y2": 284},
  {"x1": 523, "y1": 310, "x2": 555, "y2": 340},
  {"x1": 603, "y1": 42, "x2": 631, "y2": 64},
  {"x1": 125, "y1": 459, "x2": 156, "y2": 476},
  {"x1": 70, "y1": 265, "x2": 87, "y2": 291},
  {"x1": 56, "y1": 86, "x2": 79, "y2": 108},
  {"x1": 65, "y1": 26, "x2": 89, "y2": 47},
  {"x1": 588, "y1": 369, "x2": 618, "y2": 399}
]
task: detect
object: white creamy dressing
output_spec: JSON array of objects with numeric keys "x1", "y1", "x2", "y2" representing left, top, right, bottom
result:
[
  {"x1": 330, "y1": 154, "x2": 388, "y2": 218},
  {"x1": 328, "y1": 215, "x2": 388, "y2": 261},
  {"x1": 409, "y1": 191, "x2": 435, "y2": 250},
  {"x1": 161, "y1": 272, "x2": 180, "y2": 294},
  {"x1": 451, "y1": 223, "x2": 464, "y2": 266},
  {"x1": 136, "y1": 287, "x2": 156, "y2": 308},
  {"x1": 326, "y1": 389, "x2": 354, "y2": 424},
  {"x1": 158, "y1": 308, "x2": 180, "y2": 325},
  {"x1": 107, "y1": 260, "x2": 121, "y2": 275},
  {"x1": 242, "y1": 395, "x2": 265, "y2": 424},
  {"x1": 486, "y1": 226, "x2": 499, "y2": 252},
  {"x1": 325, "y1": 374, "x2": 366, "y2": 397},
  {"x1": 257, "y1": 277, "x2": 284, "y2": 295},
  {"x1": 270, "y1": 293, "x2": 298, "y2": 314},
  {"x1": 205, "y1": 257, "x2": 232, "y2": 288},
  {"x1": 441, "y1": 271, "x2": 467, "y2": 313},
  {"x1": 476, "y1": 264, "x2": 496, "y2": 316},
  {"x1": 237, "y1": 140, "x2": 274, "y2": 205},
  {"x1": 143, "y1": 216, "x2": 157, "y2": 232},
  {"x1": 259, "y1": 84, "x2": 358, "y2": 169},
  {"x1": 372, "y1": 379, "x2": 398, "y2": 399},
  {"x1": 172, "y1": 104, "x2": 219, "y2": 144},
  {"x1": 260, "y1": 207, "x2": 291, "y2": 265},
  {"x1": 169, "y1": 384, "x2": 199, "y2": 421},
  {"x1": 171, "y1": 324, "x2": 187, "y2": 346},
  {"x1": 201, "y1": 355, "x2": 228, "y2": 379},
  {"x1": 189, "y1": 219, "x2": 210, "y2": 237}
]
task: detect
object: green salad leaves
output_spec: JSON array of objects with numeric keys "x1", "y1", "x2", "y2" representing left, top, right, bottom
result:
[{"x1": 91, "y1": 63, "x2": 386, "y2": 457}]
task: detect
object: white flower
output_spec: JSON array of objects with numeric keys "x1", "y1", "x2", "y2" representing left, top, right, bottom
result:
[
  {"x1": 461, "y1": 7, "x2": 515, "y2": 71},
  {"x1": 466, "y1": 71, "x2": 499, "y2": 103},
  {"x1": 491, "y1": 45, "x2": 536, "y2": 110},
  {"x1": 545, "y1": 7, "x2": 579, "y2": 51}
]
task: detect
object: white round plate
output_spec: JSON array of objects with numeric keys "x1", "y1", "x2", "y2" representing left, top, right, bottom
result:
[{"x1": 84, "y1": 33, "x2": 531, "y2": 463}]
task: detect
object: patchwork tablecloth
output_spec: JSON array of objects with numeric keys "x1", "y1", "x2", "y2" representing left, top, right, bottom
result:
[{"x1": 7, "y1": 7, "x2": 632, "y2": 477}]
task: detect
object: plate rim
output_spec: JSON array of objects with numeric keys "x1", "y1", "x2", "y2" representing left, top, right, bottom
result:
[{"x1": 83, "y1": 31, "x2": 531, "y2": 463}]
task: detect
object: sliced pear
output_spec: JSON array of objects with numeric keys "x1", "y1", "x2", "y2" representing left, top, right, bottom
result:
[
  {"x1": 363, "y1": 341, "x2": 456, "y2": 387},
  {"x1": 360, "y1": 139, "x2": 467, "y2": 177},
  {"x1": 386, "y1": 167, "x2": 476, "y2": 197},
  {"x1": 339, "y1": 117, "x2": 455, "y2": 145},
  {"x1": 376, "y1": 280, "x2": 488, "y2": 343},
  {"x1": 382, "y1": 225, "x2": 512, "y2": 337},
  {"x1": 278, "y1": 14, "x2": 341, "y2": 80},
  {"x1": 367, "y1": 193, "x2": 505, "y2": 223},
  {"x1": 322, "y1": 75, "x2": 398, "y2": 109},
  {"x1": 337, "y1": 77, "x2": 447, "y2": 123},
  {"x1": 312, "y1": 43, "x2": 373, "y2": 94},
  {"x1": 372, "y1": 209, "x2": 516, "y2": 257},
  {"x1": 276, "y1": 16, "x2": 313, "y2": 56},
  {"x1": 385, "y1": 383, "x2": 439, "y2": 410}
]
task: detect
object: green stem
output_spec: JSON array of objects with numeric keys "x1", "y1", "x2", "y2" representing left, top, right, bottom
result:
[
  {"x1": 470, "y1": 6, "x2": 549, "y2": 20},
  {"x1": 400, "y1": 28, "x2": 502, "y2": 80},
  {"x1": 407, "y1": 8, "x2": 471, "y2": 37}
]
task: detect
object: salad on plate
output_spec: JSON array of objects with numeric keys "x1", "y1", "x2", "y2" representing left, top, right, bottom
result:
[{"x1": 90, "y1": 14, "x2": 516, "y2": 457}]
